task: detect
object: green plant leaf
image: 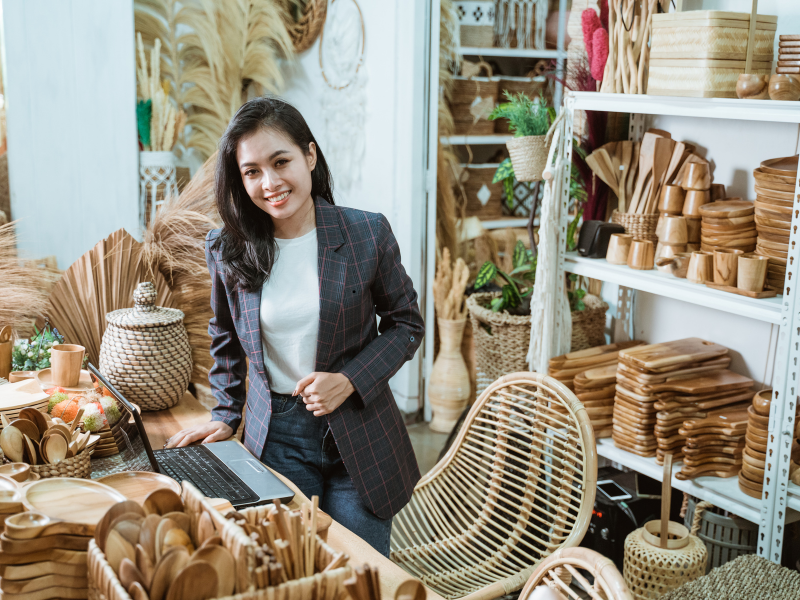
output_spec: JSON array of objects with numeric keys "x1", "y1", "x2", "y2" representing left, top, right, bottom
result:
[
  {"x1": 503, "y1": 178, "x2": 514, "y2": 210},
  {"x1": 502, "y1": 284, "x2": 520, "y2": 309},
  {"x1": 575, "y1": 299, "x2": 586, "y2": 311},
  {"x1": 512, "y1": 240, "x2": 526, "y2": 269},
  {"x1": 490, "y1": 296, "x2": 505, "y2": 312},
  {"x1": 575, "y1": 289, "x2": 586, "y2": 300},
  {"x1": 475, "y1": 261, "x2": 498, "y2": 289},
  {"x1": 492, "y1": 158, "x2": 514, "y2": 183}
]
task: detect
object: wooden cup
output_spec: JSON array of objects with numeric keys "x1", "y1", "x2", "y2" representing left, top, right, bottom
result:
[
  {"x1": 736, "y1": 73, "x2": 770, "y2": 100},
  {"x1": 713, "y1": 249, "x2": 744, "y2": 286},
  {"x1": 659, "y1": 185, "x2": 686, "y2": 214},
  {"x1": 606, "y1": 233, "x2": 633, "y2": 265},
  {"x1": 687, "y1": 251, "x2": 713, "y2": 284},
  {"x1": 627, "y1": 239, "x2": 655, "y2": 270},
  {"x1": 682, "y1": 190, "x2": 711, "y2": 217},
  {"x1": 657, "y1": 252, "x2": 693, "y2": 278},
  {"x1": 685, "y1": 217, "x2": 702, "y2": 243},
  {"x1": 660, "y1": 216, "x2": 688, "y2": 244},
  {"x1": 737, "y1": 254, "x2": 770, "y2": 292},
  {"x1": 50, "y1": 344, "x2": 85, "y2": 388},
  {"x1": 710, "y1": 183, "x2": 726, "y2": 202},
  {"x1": 682, "y1": 162, "x2": 711, "y2": 191}
]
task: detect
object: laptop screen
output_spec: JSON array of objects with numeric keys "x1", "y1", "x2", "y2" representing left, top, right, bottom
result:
[{"x1": 87, "y1": 363, "x2": 162, "y2": 473}]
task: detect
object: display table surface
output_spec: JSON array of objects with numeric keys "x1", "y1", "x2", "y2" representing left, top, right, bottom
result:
[{"x1": 142, "y1": 392, "x2": 444, "y2": 600}]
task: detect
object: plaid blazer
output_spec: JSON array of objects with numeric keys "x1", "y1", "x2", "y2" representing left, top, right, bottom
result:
[{"x1": 205, "y1": 199, "x2": 424, "y2": 519}]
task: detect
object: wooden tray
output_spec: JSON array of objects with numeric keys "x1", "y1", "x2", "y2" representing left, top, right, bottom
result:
[
  {"x1": 619, "y1": 338, "x2": 729, "y2": 371},
  {"x1": 36, "y1": 370, "x2": 94, "y2": 394},
  {"x1": 21, "y1": 479, "x2": 126, "y2": 527},
  {"x1": 760, "y1": 155, "x2": 798, "y2": 176},
  {"x1": 644, "y1": 370, "x2": 753, "y2": 395},
  {"x1": 705, "y1": 282, "x2": 779, "y2": 298}
]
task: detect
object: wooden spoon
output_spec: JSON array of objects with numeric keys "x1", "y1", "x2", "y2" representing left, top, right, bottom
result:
[
  {"x1": 162, "y1": 528, "x2": 194, "y2": 555},
  {"x1": 43, "y1": 434, "x2": 68, "y2": 465},
  {"x1": 150, "y1": 546, "x2": 190, "y2": 600},
  {"x1": 106, "y1": 528, "x2": 137, "y2": 573},
  {"x1": 129, "y1": 582, "x2": 151, "y2": 600},
  {"x1": 155, "y1": 518, "x2": 181, "y2": 562},
  {"x1": 139, "y1": 514, "x2": 162, "y2": 561},
  {"x1": 23, "y1": 434, "x2": 38, "y2": 465},
  {"x1": 136, "y1": 543, "x2": 155, "y2": 589},
  {"x1": 94, "y1": 501, "x2": 145, "y2": 552},
  {"x1": 4, "y1": 511, "x2": 93, "y2": 540},
  {"x1": 120, "y1": 557, "x2": 149, "y2": 592},
  {"x1": 144, "y1": 489, "x2": 183, "y2": 517},
  {"x1": 190, "y1": 545, "x2": 235, "y2": 597},
  {"x1": 0, "y1": 426, "x2": 25, "y2": 463},
  {"x1": 395, "y1": 579, "x2": 427, "y2": 600},
  {"x1": 165, "y1": 561, "x2": 218, "y2": 600},
  {"x1": 10, "y1": 419, "x2": 41, "y2": 443},
  {"x1": 163, "y1": 512, "x2": 191, "y2": 534},
  {"x1": 18, "y1": 408, "x2": 49, "y2": 437},
  {"x1": 196, "y1": 511, "x2": 216, "y2": 547}
]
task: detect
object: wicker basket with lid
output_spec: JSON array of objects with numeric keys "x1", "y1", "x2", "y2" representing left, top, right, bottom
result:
[{"x1": 99, "y1": 281, "x2": 192, "y2": 411}]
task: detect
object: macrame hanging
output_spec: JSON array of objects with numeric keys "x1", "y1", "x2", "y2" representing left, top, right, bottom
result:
[
  {"x1": 527, "y1": 112, "x2": 571, "y2": 373},
  {"x1": 495, "y1": 0, "x2": 547, "y2": 49},
  {"x1": 319, "y1": 0, "x2": 366, "y2": 192}
]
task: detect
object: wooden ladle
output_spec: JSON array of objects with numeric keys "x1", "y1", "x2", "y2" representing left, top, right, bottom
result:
[
  {"x1": 395, "y1": 579, "x2": 427, "y2": 600},
  {"x1": 4, "y1": 511, "x2": 93, "y2": 540}
]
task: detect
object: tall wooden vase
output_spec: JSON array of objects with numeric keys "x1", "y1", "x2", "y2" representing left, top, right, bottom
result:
[{"x1": 429, "y1": 318, "x2": 471, "y2": 433}]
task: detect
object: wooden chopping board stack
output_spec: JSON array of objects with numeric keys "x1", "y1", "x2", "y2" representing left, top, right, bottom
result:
[
  {"x1": 613, "y1": 338, "x2": 733, "y2": 457},
  {"x1": 777, "y1": 35, "x2": 800, "y2": 75},
  {"x1": 738, "y1": 389, "x2": 800, "y2": 499},
  {"x1": 752, "y1": 155, "x2": 797, "y2": 291},
  {"x1": 548, "y1": 341, "x2": 644, "y2": 439},
  {"x1": 699, "y1": 200, "x2": 757, "y2": 254},
  {"x1": 675, "y1": 403, "x2": 751, "y2": 480}
]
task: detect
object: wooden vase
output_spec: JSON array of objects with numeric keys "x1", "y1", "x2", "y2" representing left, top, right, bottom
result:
[{"x1": 429, "y1": 318, "x2": 471, "y2": 433}]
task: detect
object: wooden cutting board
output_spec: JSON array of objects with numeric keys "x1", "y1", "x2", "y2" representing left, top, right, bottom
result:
[
  {"x1": 619, "y1": 338, "x2": 729, "y2": 371},
  {"x1": 643, "y1": 370, "x2": 752, "y2": 394},
  {"x1": 616, "y1": 356, "x2": 731, "y2": 384},
  {"x1": 676, "y1": 463, "x2": 741, "y2": 480},
  {"x1": 549, "y1": 341, "x2": 643, "y2": 371},
  {"x1": 0, "y1": 380, "x2": 50, "y2": 411}
]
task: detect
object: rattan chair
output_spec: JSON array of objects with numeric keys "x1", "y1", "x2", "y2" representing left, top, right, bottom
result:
[
  {"x1": 519, "y1": 547, "x2": 633, "y2": 600},
  {"x1": 391, "y1": 372, "x2": 597, "y2": 600}
]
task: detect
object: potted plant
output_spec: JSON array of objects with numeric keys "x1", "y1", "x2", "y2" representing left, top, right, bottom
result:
[{"x1": 489, "y1": 91, "x2": 555, "y2": 182}]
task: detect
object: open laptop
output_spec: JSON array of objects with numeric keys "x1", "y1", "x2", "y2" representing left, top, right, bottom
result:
[{"x1": 87, "y1": 364, "x2": 294, "y2": 508}]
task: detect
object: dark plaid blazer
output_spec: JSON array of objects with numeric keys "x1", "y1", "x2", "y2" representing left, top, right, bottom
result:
[{"x1": 205, "y1": 199, "x2": 424, "y2": 519}]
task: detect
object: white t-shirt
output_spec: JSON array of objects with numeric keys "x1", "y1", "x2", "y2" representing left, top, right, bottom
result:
[{"x1": 259, "y1": 229, "x2": 320, "y2": 394}]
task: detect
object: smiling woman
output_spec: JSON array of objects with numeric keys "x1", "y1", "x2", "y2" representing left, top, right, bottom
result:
[{"x1": 165, "y1": 97, "x2": 425, "y2": 557}]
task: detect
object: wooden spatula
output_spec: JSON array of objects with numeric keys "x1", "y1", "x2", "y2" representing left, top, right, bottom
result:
[
  {"x1": 629, "y1": 130, "x2": 669, "y2": 213},
  {"x1": 661, "y1": 453, "x2": 673, "y2": 549},
  {"x1": 642, "y1": 137, "x2": 676, "y2": 214},
  {"x1": 619, "y1": 141, "x2": 634, "y2": 213}
]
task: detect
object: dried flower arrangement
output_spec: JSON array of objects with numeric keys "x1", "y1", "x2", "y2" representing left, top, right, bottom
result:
[{"x1": 434, "y1": 248, "x2": 469, "y2": 321}]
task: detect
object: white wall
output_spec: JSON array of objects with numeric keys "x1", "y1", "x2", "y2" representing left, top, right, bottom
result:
[
  {"x1": 2, "y1": 0, "x2": 140, "y2": 269},
  {"x1": 282, "y1": 0, "x2": 429, "y2": 413},
  {"x1": 600, "y1": 0, "x2": 800, "y2": 389}
]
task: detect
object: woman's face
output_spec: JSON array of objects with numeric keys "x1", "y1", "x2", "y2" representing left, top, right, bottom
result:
[{"x1": 237, "y1": 127, "x2": 317, "y2": 221}]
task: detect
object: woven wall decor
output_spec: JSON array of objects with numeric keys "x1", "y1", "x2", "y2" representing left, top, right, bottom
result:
[
  {"x1": 290, "y1": 0, "x2": 328, "y2": 53},
  {"x1": 99, "y1": 282, "x2": 191, "y2": 411}
]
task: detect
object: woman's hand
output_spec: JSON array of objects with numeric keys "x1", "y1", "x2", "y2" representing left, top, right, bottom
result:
[
  {"x1": 165, "y1": 421, "x2": 234, "y2": 448},
  {"x1": 295, "y1": 372, "x2": 355, "y2": 416}
]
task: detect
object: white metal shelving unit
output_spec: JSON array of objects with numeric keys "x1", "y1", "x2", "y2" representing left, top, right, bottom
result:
[
  {"x1": 459, "y1": 46, "x2": 562, "y2": 59},
  {"x1": 558, "y1": 91, "x2": 800, "y2": 563}
]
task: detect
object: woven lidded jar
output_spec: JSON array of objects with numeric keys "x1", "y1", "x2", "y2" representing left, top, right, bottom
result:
[{"x1": 99, "y1": 281, "x2": 191, "y2": 411}]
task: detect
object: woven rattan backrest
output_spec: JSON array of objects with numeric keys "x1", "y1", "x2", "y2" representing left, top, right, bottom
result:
[
  {"x1": 391, "y1": 372, "x2": 597, "y2": 600},
  {"x1": 519, "y1": 548, "x2": 633, "y2": 600}
]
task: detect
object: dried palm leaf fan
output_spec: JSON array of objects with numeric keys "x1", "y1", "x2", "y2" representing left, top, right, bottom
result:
[
  {"x1": 46, "y1": 229, "x2": 176, "y2": 367},
  {"x1": 0, "y1": 221, "x2": 55, "y2": 338},
  {"x1": 143, "y1": 154, "x2": 220, "y2": 383},
  {"x1": 285, "y1": 0, "x2": 327, "y2": 53}
]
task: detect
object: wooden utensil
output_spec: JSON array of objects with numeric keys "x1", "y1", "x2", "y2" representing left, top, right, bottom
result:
[
  {"x1": 129, "y1": 582, "x2": 150, "y2": 600},
  {"x1": 1, "y1": 425, "x2": 26, "y2": 463},
  {"x1": 150, "y1": 546, "x2": 190, "y2": 600},
  {"x1": 136, "y1": 543, "x2": 155, "y2": 588},
  {"x1": 143, "y1": 488, "x2": 183, "y2": 517},
  {"x1": 395, "y1": 579, "x2": 427, "y2": 600},
  {"x1": 189, "y1": 545, "x2": 236, "y2": 597},
  {"x1": 0, "y1": 463, "x2": 30, "y2": 483},
  {"x1": 4, "y1": 511, "x2": 93, "y2": 540},
  {"x1": 642, "y1": 137, "x2": 676, "y2": 214},
  {"x1": 0, "y1": 532, "x2": 90, "y2": 554},
  {"x1": 18, "y1": 408, "x2": 49, "y2": 438},
  {"x1": 196, "y1": 512, "x2": 216, "y2": 548},
  {"x1": 94, "y1": 501, "x2": 146, "y2": 551},
  {"x1": 155, "y1": 518, "x2": 182, "y2": 562},
  {"x1": 629, "y1": 131, "x2": 663, "y2": 214},
  {"x1": 165, "y1": 561, "x2": 218, "y2": 600},
  {"x1": 120, "y1": 557, "x2": 149, "y2": 594}
]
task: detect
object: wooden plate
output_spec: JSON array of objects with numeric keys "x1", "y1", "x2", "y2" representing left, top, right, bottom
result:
[
  {"x1": 756, "y1": 237, "x2": 789, "y2": 251},
  {"x1": 757, "y1": 222, "x2": 792, "y2": 236},
  {"x1": 700, "y1": 229, "x2": 757, "y2": 241},
  {"x1": 97, "y1": 472, "x2": 181, "y2": 505},
  {"x1": 35, "y1": 370, "x2": 94, "y2": 393},
  {"x1": 698, "y1": 200, "x2": 755, "y2": 218},
  {"x1": 755, "y1": 215, "x2": 791, "y2": 229},
  {"x1": 755, "y1": 200, "x2": 792, "y2": 215},
  {"x1": 754, "y1": 185, "x2": 796, "y2": 201},
  {"x1": 753, "y1": 167, "x2": 797, "y2": 187},
  {"x1": 760, "y1": 155, "x2": 798, "y2": 176},
  {"x1": 700, "y1": 236, "x2": 758, "y2": 247},
  {"x1": 758, "y1": 231, "x2": 790, "y2": 245},
  {"x1": 701, "y1": 221, "x2": 756, "y2": 233},
  {"x1": 0, "y1": 381, "x2": 50, "y2": 413},
  {"x1": 22, "y1": 479, "x2": 126, "y2": 526},
  {"x1": 701, "y1": 215, "x2": 755, "y2": 226},
  {"x1": 757, "y1": 244, "x2": 788, "y2": 259},
  {"x1": 755, "y1": 194, "x2": 793, "y2": 208}
]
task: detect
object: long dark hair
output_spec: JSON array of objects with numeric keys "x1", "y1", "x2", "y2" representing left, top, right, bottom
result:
[{"x1": 213, "y1": 96, "x2": 334, "y2": 291}]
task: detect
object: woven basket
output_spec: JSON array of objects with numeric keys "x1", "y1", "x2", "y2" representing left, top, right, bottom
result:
[
  {"x1": 684, "y1": 498, "x2": 756, "y2": 573},
  {"x1": 453, "y1": 105, "x2": 497, "y2": 135},
  {"x1": 288, "y1": 0, "x2": 326, "y2": 53},
  {"x1": 624, "y1": 520, "x2": 707, "y2": 599},
  {"x1": 506, "y1": 135, "x2": 550, "y2": 182},
  {"x1": 495, "y1": 76, "x2": 550, "y2": 134},
  {"x1": 570, "y1": 294, "x2": 609, "y2": 351},
  {"x1": 29, "y1": 446, "x2": 93, "y2": 479},
  {"x1": 87, "y1": 403, "x2": 140, "y2": 458},
  {"x1": 612, "y1": 210, "x2": 659, "y2": 245},
  {"x1": 99, "y1": 282, "x2": 192, "y2": 411},
  {"x1": 463, "y1": 165, "x2": 504, "y2": 219},
  {"x1": 468, "y1": 292, "x2": 607, "y2": 382}
]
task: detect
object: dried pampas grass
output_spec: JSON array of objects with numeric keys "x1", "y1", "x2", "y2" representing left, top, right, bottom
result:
[
  {"x1": 0, "y1": 222, "x2": 54, "y2": 338},
  {"x1": 143, "y1": 153, "x2": 221, "y2": 384},
  {"x1": 434, "y1": 248, "x2": 469, "y2": 321},
  {"x1": 46, "y1": 229, "x2": 177, "y2": 367}
]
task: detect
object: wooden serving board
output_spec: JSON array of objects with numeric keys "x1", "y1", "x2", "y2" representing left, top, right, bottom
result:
[
  {"x1": 616, "y1": 357, "x2": 731, "y2": 384},
  {"x1": 549, "y1": 341, "x2": 643, "y2": 371},
  {"x1": 645, "y1": 370, "x2": 752, "y2": 394},
  {"x1": 0, "y1": 574, "x2": 88, "y2": 594},
  {"x1": 0, "y1": 380, "x2": 50, "y2": 412},
  {"x1": 704, "y1": 283, "x2": 779, "y2": 298},
  {"x1": 676, "y1": 463, "x2": 740, "y2": 480},
  {"x1": 619, "y1": 338, "x2": 729, "y2": 371}
]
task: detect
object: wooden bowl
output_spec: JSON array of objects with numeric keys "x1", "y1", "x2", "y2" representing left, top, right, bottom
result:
[
  {"x1": 760, "y1": 155, "x2": 798, "y2": 176},
  {"x1": 736, "y1": 73, "x2": 770, "y2": 99},
  {"x1": 769, "y1": 74, "x2": 800, "y2": 101}
]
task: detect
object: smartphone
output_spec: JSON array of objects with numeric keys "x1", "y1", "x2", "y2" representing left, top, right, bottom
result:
[{"x1": 597, "y1": 480, "x2": 632, "y2": 501}]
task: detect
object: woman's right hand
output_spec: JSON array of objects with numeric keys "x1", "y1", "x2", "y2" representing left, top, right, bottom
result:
[{"x1": 165, "y1": 421, "x2": 234, "y2": 448}]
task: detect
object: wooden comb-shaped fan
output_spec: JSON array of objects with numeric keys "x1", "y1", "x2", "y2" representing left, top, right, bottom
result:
[{"x1": 46, "y1": 229, "x2": 176, "y2": 367}]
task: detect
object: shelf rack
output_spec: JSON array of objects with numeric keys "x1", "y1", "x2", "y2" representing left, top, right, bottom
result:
[
  {"x1": 558, "y1": 91, "x2": 800, "y2": 563},
  {"x1": 458, "y1": 46, "x2": 564, "y2": 59}
]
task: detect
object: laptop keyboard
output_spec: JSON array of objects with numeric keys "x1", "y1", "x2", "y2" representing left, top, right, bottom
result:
[{"x1": 155, "y1": 446, "x2": 260, "y2": 506}]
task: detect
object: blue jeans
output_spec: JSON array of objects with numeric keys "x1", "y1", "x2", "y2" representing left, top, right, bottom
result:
[{"x1": 259, "y1": 393, "x2": 393, "y2": 557}]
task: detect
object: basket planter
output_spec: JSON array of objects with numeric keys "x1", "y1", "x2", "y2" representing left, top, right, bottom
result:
[
  {"x1": 468, "y1": 292, "x2": 609, "y2": 384},
  {"x1": 463, "y1": 165, "x2": 504, "y2": 219},
  {"x1": 506, "y1": 135, "x2": 550, "y2": 182},
  {"x1": 29, "y1": 447, "x2": 93, "y2": 479},
  {"x1": 429, "y1": 318, "x2": 471, "y2": 433},
  {"x1": 87, "y1": 481, "x2": 352, "y2": 600},
  {"x1": 611, "y1": 210, "x2": 659, "y2": 245},
  {"x1": 451, "y1": 63, "x2": 498, "y2": 135}
]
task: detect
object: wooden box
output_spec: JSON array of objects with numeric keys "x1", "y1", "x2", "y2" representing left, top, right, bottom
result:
[
  {"x1": 650, "y1": 11, "x2": 777, "y2": 61},
  {"x1": 648, "y1": 58, "x2": 772, "y2": 98}
]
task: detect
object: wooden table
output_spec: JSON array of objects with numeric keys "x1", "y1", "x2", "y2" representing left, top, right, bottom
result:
[{"x1": 141, "y1": 392, "x2": 444, "y2": 600}]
